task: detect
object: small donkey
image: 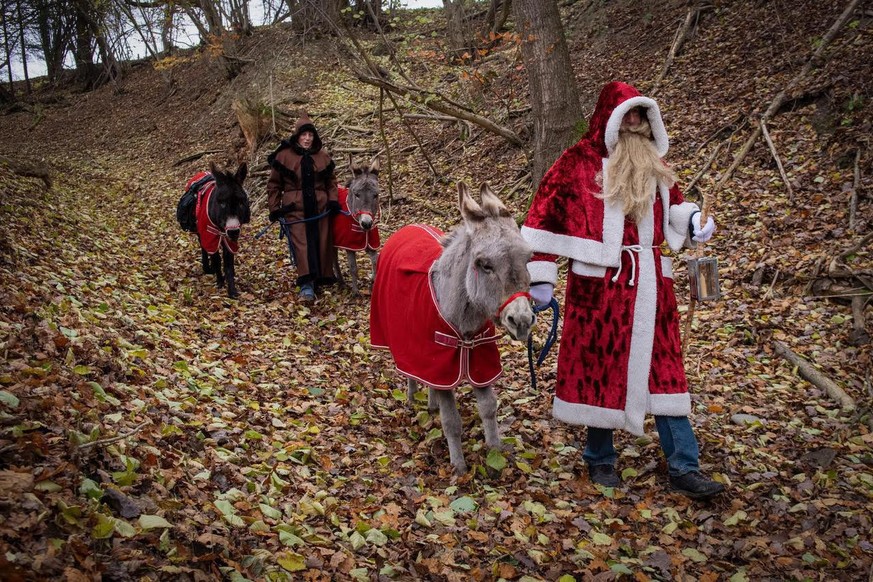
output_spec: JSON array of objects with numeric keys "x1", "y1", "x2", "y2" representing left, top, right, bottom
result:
[
  {"x1": 370, "y1": 182, "x2": 534, "y2": 474},
  {"x1": 190, "y1": 162, "x2": 250, "y2": 297},
  {"x1": 332, "y1": 157, "x2": 381, "y2": 294}
]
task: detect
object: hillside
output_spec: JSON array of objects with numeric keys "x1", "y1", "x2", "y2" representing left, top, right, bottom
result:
[{"x1": 1, "y1": 1, "x2": 871, "y2": 580}]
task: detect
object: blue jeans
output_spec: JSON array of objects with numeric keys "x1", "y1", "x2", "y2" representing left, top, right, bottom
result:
[{"x1": 582, "y1": 416, "x2": 700, "y2": 477}]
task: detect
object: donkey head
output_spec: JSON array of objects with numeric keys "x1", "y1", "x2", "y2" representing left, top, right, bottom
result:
[
  {"x1": 346, "y1": 156, "x2": 380, "y2": 231},
  {"x1": 457, "y1": 182, "x2": 534, "y2": 342},
  {"x1": 209, "y1": 162, "x2": 250, "y2": 242}
]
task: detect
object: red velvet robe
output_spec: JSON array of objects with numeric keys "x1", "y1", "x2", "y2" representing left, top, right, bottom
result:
[
  {"x1": 370, "y1": 224, "x2": 503, "y2": 390},
  {"x1": 332, "y1": 186, "x2": 381, "y2": 252},
  {"x1": 521, "y1": 82, "x2": 700, "y2": 435}
]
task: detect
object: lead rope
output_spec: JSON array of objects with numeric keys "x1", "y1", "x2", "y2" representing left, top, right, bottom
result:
[{"x1": 527, "y1": 297, "x2": 560, "y2": 391}]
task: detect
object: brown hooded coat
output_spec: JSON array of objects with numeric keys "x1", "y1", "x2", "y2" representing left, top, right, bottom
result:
[{"x1": 267, "y1": 112, "x2": 338, "y2": 286}]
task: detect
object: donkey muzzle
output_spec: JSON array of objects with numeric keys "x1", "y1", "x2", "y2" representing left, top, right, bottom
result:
[
  {"x1": 226, "y1": 227, "x2": 241, "y2": 241},
  {"x1": 499, "y1": 296, "x2": 535, "y2": 342},
  {"x1": 357, "y1": 212, "x2": 374, "y2": 230}
]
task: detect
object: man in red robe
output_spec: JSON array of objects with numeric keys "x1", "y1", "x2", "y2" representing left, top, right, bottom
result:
[{"x1": 522, "y1": 81, "x2": 723, "y2": 499}]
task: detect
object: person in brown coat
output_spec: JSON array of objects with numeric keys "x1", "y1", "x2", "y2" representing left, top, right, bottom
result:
[{"x1": 267, "y1": 112, "x2": 341, "y2": 301}]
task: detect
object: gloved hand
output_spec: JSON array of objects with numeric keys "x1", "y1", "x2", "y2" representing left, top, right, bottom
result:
[
  {"x1": 268, "y1": 209, "x2": 282, "y2": 223},
  {"x1": 691, "y1": 212, "x2": 716, "y2": 243},
  {"x1": 529, "y1": 283, "x2": 554, "y2": 307},
  {"x1": 327, "y1": 200, "x2": 342, "y2": 216}
]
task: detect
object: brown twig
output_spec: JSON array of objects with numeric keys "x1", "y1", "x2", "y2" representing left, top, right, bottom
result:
[
  {"x1": 849, "y1": 147, "x2": 862, "y2": 230},
  {"x1": 78, "y1": 421, "x2": 149, "y2": 450},
  {"x1": 174, "y1": 150, "x2": 222, "y2": 166},
  {"x1": 759, "y1": 120, "x2": 794, "y2": 200},
  {"x1": 651, "y1": 4, "x2": 709, "y2": 95}
]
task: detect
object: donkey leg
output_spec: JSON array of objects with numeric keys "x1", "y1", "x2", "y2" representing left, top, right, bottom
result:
[
  {"x1": 367, "y1": 249, "x2": 378, "y2": 286},
  {"x1": 201, "y1": 248, "x2": 214, "y2": 274},
  {"x1": 224, "y1": 247, "x2": 238, "y2": 298},
  {"x1": 473, "y1": 385, "x2": 504, "y2": 450},
  {"x1": 406, "y1": 378, "x2": 418, "y2": 405},
  {"x1": 347, "y1": 250, "x2": 360, "y2": 295},
  {"x1": 212, "y1": 253, "x2": 224, "y2": 289},
  {"x1": 431, "y1": 389, "x2": 467, "y2": 475},
  {"x1": 332, "y1": 252, "x2": 345, "y2": 289},
  {"x1": 426, "y1": 387, "x2": 438, "y2": 414}
]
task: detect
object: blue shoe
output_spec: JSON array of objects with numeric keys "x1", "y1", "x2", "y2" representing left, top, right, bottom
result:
[{"x1": 298, "y1": 283, "x2": 316, "y2": 302}]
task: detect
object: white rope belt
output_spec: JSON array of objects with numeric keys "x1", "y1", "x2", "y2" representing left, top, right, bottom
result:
[{"x1": 610, "y1": 245, "x2": 654, "y2": 287}]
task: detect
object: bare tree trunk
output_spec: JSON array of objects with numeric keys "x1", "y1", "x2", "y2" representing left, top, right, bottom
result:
[
  {"x1": 442, "y1": 0, "x2": 471, "y2": 62},
  {"x1": 2, "y1": 3, "x2": 14, "y2": 98},
  {"x1": 512, "y1": 0, "x2": 582, "y2": 187},
  {"x1": 15, "y1": 0, "x2": 29, "y2": 94},
  {"x1": 484, "y1": 0, "x2": 510, "y2": 37},
  {"x1": 161, "y1": 1, "x2": 175, "y2": 56}
]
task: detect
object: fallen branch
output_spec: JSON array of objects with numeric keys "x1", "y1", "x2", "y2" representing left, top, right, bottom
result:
[
  {"x1": 651, "y1": 4, "x2": 709, "y2": 95},
  {"x1": 78, "y1": 421, "x2": 149, "y2": 450},
  {"x1": 686, "y1": 139, "x2": 728, "y2": 193},
  {"x1": 773, "y1": 340, "x2": 856, "y2": 412},
  {"x1": 838, "y1": 231, "x2": 873, "y2": 263},
  {"x1": 0, "y1": 155, "x2": 52, "y2": 188},
  {"x1": 692, "y1": 113, "x2": 747, "y2": 156},
  {"x1": 849, "y1": 148, "x2": 862, "y2": 230},
  {"x1": 760, "y1": 120, "x2": 794, "y2": 200},
  {"x1": 715, "y1": 0, "x2": 862, "y2": 192},
  {"x1": 174, "y1": 149, "x2": 222, "y2": 166},
  {"x1": 402, "y1": 113, "x2": 461, "y2": 122},
  {"x1": 849, "y1": 295, "x2": 870, "y2": 345}
]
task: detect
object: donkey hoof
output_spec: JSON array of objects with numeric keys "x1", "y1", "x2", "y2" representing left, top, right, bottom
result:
[
  {"x1": 228, "y1": 290, "x2": 239, "y2": 299},
  {"x1": 452, "y1": 462, "x2": 468, "y2": 476}
]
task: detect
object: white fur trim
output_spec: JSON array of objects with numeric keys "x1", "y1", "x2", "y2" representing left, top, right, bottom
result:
[
  {"x1": 527, "y1": 260, "x2": 558, "y2": 286},
  {"x1": 553, "y1": 398, "x2": 628, "y2": 430},
  {"x1": 604, "y1": 96, "x2": 669, "y2": 157},
  {"x1": 623, "y1": 209, "x2": 657, "y2": 436},
  {"x1": 522, "y1": 225, "x2": 620, "y2": 268},
  {"x1": 666, "y1": 201, "x2": 699, "y2": 251},
  {"x1": 661, "y1": 256, "x2": 673, "y2": 279},
  {"x1": 571, "y1": 261, "x2": 607, "y2": 278},
  {"x1": 648, "y1": 392, "x2": 691, "y2": 416}
]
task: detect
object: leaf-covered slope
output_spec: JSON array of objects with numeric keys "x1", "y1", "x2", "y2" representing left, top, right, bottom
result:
[{"x1": 0, "y1": 1, "x2": 871, "y2": 581}]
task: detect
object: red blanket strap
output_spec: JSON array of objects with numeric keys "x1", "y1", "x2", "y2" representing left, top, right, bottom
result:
[{"x1": 496, "y1": 291, "x2": 531, "y2": 317}]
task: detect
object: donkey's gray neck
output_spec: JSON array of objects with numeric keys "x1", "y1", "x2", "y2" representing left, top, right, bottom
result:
[{"x1": 431, "y1": 227, "x2": 492, "y2": 339}]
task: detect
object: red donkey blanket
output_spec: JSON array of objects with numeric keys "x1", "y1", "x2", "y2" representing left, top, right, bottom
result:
[
  {"x1": 332, "y1": 186, "x2": 381, "y2": 252},
  {"x1": 370, "y1": 224, "x2": 502, "y2": 390},
  {"x1": 189, "y1": 171, "x2": 239, "y2": 255}
]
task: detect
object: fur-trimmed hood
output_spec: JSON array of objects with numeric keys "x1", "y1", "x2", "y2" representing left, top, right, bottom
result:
[{"x1": 585, "y1": 81, "x2": 669, "y2": 158}]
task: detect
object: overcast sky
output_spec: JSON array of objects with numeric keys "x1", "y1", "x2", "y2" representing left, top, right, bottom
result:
[{"x1": 11, "y1": 0, "x2": 444, "y2": 80}]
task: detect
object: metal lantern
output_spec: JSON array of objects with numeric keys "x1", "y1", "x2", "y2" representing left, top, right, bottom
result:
[{"x1": 686, "y1": 256, "x2": 721, "y2": 302}]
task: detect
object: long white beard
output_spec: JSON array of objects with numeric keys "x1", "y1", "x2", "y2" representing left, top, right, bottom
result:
[{"x1": 602, "y1": 120, "x2": 676, "y2": 223}]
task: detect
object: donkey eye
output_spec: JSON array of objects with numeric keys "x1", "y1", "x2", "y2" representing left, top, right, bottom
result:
[{"x1": 477, "y1": 260, "x2": 494, "y2": 274}]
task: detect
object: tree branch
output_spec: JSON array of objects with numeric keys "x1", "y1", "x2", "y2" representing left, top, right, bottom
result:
[
  {"x1": 773, "y1": 340, "x2": 856, "y2": 412},
  {"x1": 760, "y1": 120, "x2": 794, "y2": 200},
  {"x1": 355, "y1": 74, "x2": 523, "y2": 147}
]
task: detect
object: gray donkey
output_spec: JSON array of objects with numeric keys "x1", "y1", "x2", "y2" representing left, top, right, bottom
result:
[
  {"x1": 332, "y1": 157, "x2": 381, "y2": 294},
  {"x1": 370, "y1": 182, "x2": 535, "y2": 474}
]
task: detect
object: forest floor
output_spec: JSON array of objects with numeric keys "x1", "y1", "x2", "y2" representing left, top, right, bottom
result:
[{"x1": 1, "y1": 1, "x2": 872, "y2": 581}]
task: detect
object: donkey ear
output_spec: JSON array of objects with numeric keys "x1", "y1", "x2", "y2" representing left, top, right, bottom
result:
[
  {"x1": 349, "y1": 154, "x2": 361, "y2": 175},
  {"x1": 209, "y1": 161, "x2": 219, "y2": 176},
  {"x1": 235, "y1": 162, "x2": 248, "y2": 185},
  {"x1": 458, "y1": 182, "x2": 486, "y2": 223},
  {"x1": 368, "y1": 157, "x2": 380, "y2": 175},
  {"x1": 479, "y1": 183, "x2": 510, "y2": 218}
]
